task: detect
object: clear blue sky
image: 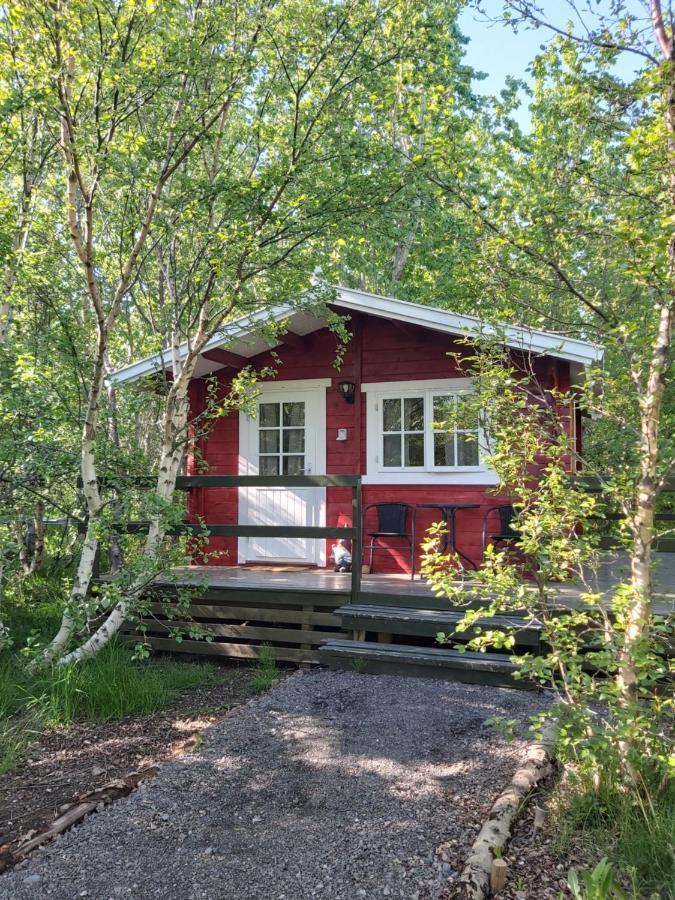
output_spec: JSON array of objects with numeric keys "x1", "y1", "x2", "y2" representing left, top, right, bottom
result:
[{"x1": 457, "y1": 3, "x2": 649, "y2": 128}]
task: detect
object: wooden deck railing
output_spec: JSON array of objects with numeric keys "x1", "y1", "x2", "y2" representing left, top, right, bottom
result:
[{"x1": 73, "y1": 474, "x2": 364, "y2": 603}]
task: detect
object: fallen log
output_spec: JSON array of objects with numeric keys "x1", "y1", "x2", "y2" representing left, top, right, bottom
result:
[
  {"x1": 460, "y1": 722, "x2": 556, "y2": 899},
  {"x1": 0, "y1": 766, "x2": 158, "y2": 873}
]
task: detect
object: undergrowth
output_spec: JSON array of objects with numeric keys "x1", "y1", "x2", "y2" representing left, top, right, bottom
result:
[
  {"x1": 250, "y1": 643, "x2": 279, "y2": 692},
  {"x1": 553, "y1": 773, "x2": 675, "y2": 899},
  {"x1": 0, "y1": 595, "x2": 221, "y2": 774}
]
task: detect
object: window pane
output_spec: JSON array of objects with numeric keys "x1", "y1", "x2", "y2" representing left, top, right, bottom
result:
[
  {"x1": 382, "y1": 398, "x2": 401, "y2": 432},
  {"x1": 457, "y1": 433, "x2": 479, "y2": 466},
  {"x1": 404, "y1": 433, "x2": 424, "y2": 466},
  {"x1": 433, "y1": 395, "x2": 454, "y2": 427},
  {"x1": 259, "y1": 430, "x2": 279, "y2": 453},
  {"x1": 259, "y1": 403, "x2": 279, "y2": 427},
  {"x1": 383, "y1": 433, "x2": 401, "y2": 466},
  {"x1": 283, "y1": 402, "x2": 305, "y2": 427},
  {"x1": 283, "y1": 455, "x2": 304, "y2": 475},
  {"x1": 457, "y1": 395, "x2": 477, "y2": 431},
  {"x1": 259, "y1": 456, "x2": 279, "y2": 475},
  {"x1": 283, "y1": 428, "x2": 305, "y2": 453},
  {"x1": 404, "y1": 397, "x2": 424, "y2": 431},
  {"x1": 434, "y1": 432, "x2": 455, "y2": 467}
]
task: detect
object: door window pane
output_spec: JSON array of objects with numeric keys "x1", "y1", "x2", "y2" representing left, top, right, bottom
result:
[
  {"x1": 259, "y1": 430, "x2": 279, "y2": 453},
  {"x1": 283, "y1": 455, "x2": 304, "y2": 475},
  {"x1": 258, "y1": 400, "x2": 307, "y2": 475},
  {"x1": 382, "y1": 398, "x2": 401, "y2": 432},
  {"x1": 259, "y1": 403, "x2": 279, "y2": 427},
  {"x1": 259, "y1": 456, "x2": 279, "y2": 475},
  {"x1": 283, "y1": 428, "x2": 305, "y2": 453},
  {"x1": 283, "y1": 402, "x2": 305, "y2": 427},
  {"x1": 383, "y1": 433, "x2": 402, "y2": 467}
]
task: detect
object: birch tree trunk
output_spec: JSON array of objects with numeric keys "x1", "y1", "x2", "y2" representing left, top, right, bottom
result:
[
  {"x1": 55, "y1": 97, "x2": 241, "y2": 664},
  {"x1": 56, "y1": 362, "x2": 195, "y2": 664},
  {"x1": 618, "y1": 3, "x2": 674, "y2": 705},
  {"x1": 40, "y1": 333, "x2": 107, "y2": 663}
]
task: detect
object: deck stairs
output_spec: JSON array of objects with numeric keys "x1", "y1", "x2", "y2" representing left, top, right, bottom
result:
[{"x1": 319, "y1": 598, "x2": 542, "y2": 689}]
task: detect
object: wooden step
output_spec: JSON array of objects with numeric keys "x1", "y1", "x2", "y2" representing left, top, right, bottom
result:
[
  {"x1": 319, "y1": 639, "x2": 532, "y2": 689},
  {"x1": 334, "y1": 605, "x2": 541, "y2": 648}
]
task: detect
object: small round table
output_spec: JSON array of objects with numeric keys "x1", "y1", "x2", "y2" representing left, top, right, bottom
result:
[{"x1": 413, "y1": 503, "x2": 480, "y2": 576}]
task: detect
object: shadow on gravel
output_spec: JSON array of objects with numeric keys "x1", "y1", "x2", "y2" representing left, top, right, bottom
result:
[{"x1": 0, "y1": 672, "x2": 549, "y2": 900}]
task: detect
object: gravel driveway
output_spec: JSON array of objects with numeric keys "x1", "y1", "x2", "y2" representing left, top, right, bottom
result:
[{"x1": 1, "y1": 671, "x2": 548, "y2": 900}]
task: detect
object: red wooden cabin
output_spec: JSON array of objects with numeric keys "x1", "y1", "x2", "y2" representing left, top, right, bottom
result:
[{"x1": 113, "y1": 288, "x2": 601, "y2": 576}]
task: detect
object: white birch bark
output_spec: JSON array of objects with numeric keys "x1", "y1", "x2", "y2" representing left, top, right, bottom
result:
[{"x1": 56, "y1": 361, "x2": 196, "y2": 664}]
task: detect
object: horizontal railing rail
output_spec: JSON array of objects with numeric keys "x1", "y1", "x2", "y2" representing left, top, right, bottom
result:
[
  {"x1": 79, "y1": 474, "x2": 361, "y2": 489},
  {"x1": 570, "y1": 475, "x2": 675, "y2": 493}
]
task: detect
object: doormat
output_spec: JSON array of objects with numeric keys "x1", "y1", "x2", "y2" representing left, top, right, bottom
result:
[{"x1": 240, "y1": 565, "x2": 317, "y2": 572}]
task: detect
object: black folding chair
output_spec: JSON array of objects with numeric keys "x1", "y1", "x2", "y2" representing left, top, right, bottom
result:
[
  {"x1": 482, "y1": 504, "x2": 521, "y2": 551},
  {"x1": 364, "y1": 503, "x2": 415, "y2": 576}
]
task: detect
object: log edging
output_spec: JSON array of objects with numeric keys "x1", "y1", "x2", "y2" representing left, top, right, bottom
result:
[{"x1": 458, "y1": 721, "x2": 557, "y2": 899}]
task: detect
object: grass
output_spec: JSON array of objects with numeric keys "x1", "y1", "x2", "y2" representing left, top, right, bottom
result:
[
  {"x1": 554, "y1": 777, "x2": 675, "y2": 898},
  {"x1": 250, "y1": 643, "x2": 279, "y2": 692},
  {"x1": 0, "y1": 597, "x2": 222, "y2": 774}
]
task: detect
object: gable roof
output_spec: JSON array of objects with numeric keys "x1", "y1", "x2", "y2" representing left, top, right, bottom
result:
[{"x1": 110, "y1": 286, "x2": 603, "y2": 385}]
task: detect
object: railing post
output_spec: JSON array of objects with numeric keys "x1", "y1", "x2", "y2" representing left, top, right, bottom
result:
[{"x1": 350, "y1": 477, "x2": 362, "y2": 604}]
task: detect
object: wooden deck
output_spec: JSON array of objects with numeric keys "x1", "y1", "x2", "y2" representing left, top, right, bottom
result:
[
  {"x1": 115, "y1": 562, "x2": 673, "y2": 679},
  {"x1": 168, "y1": 566, "x2": 439, "y2": 596},
  {"x1": 160, "y1": 564, "x2": 675, "y2": 614}
]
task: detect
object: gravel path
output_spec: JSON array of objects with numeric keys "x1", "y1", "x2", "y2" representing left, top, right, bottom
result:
[{"x1": 1, "y1": 671, "x2": 548, "y2": 900}]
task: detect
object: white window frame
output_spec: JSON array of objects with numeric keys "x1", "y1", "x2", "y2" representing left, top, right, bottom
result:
[
  {"x1": 363, "y1": 378, "x2": 498, "y2": 486},
  {"x1": 378, "y1": 394, "x2": 426, "y2": 472}
]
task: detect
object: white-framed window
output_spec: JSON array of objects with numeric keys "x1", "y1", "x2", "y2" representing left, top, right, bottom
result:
[
  {"x1": 363, "y1": 378, "x2": 496, "y2": 485},
  {"x1": 381, "y1": 396, "x2": 425, "y2": 468},
  {"x1": 430, "y1": 393, "x2": 480, "y2": 468}
]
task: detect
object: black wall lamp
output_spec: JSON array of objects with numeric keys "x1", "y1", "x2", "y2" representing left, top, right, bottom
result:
[{"x1": 338, "y1": 380, "x2": 356, "y2": 404}]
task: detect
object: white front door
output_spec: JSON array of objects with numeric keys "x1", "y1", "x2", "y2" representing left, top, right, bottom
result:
[{"x1": 238, "y1": 380, "x2": 329, "y2": 565}]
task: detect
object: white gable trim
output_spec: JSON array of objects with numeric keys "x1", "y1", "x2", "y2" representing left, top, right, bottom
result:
[
  {"x1": 110, "y1": 286, "x2": 603, "y2": 385},
  {"x1": 336, "y1": 288, "x2": 602, "y2": 366}
]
